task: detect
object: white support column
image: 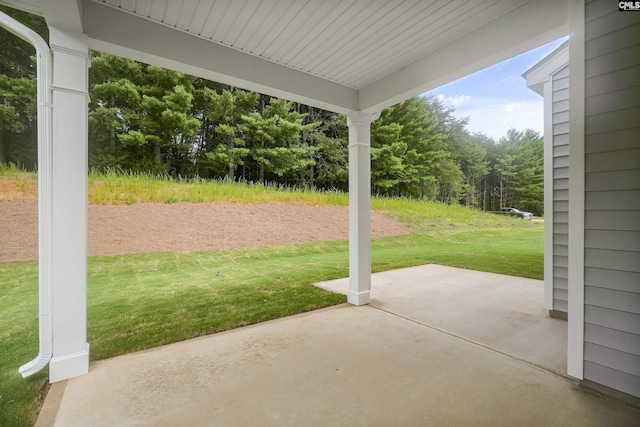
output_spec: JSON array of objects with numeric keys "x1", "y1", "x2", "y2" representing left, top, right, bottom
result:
[
  {"x1": 48, "y1": 28, "x2": 90, "y2": 383},
  {"x1": 542, "y1": 78, "x2": 554, "y2": 311},
  {"x1": 346, "y1": 111, "x2": 379, "y2": 306},
  {"x1": 567, "y1": 0, "x2": 585, "y2": 381}
]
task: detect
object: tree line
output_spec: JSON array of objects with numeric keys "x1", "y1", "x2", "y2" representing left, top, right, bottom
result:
[{"x1": 0, "y1": 7, "x2": 543, "y2": 214}]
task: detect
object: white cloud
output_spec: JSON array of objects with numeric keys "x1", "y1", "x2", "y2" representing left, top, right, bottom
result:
[
  {"x1": 436, "y1": 94, "x2": 471, "y2": 107},
  {"x1": 504, "y1": 102, "x2": 520, "y2": 113},
  {"x1": 426, "y1": 37, "x2": 568, "y2": 141},
  {"x1": 451, "y1": 98, "x2": 543, "y2": 140}
]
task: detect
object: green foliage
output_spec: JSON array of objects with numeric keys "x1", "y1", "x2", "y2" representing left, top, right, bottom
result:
[
  {"x1": 488, "y1": 129, "x2": 544, "y2": 215},
  {"x1": 0, "y1": 6, "x2": 47, "y2": 168},
  {"x1": 241, "y1": 98, "x2": 317, "y2": 183},
  {"x1": 201, "y1": 88, "x2": 259, "y2": 178},
  {"x1": 371, "y1": 96, "x2": 453, "y2": 198},
  {"x1": 299, "y1": 106, "x2": 348, "y2": 190},
  {"x1": 88, "y1": 54, "x2": 202, "y2": 176}
]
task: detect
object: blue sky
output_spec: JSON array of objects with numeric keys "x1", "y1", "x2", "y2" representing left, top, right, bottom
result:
[{"x1": 426, "y1": 37, "x2": 568, "y2": 141}]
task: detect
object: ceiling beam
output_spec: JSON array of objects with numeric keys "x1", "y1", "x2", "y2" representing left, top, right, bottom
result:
[
  {"x1": 359, "y1": 0, "x2": 570, "y2": 113},
  {"x1": 83, "y1": 1, "x2": 358, "y2": 114},
  {"x1": 0, "y1": 0, "x2": 43, "y2": 16},
  {"x1": 42, "y1": 0, "x2": 83, "y2": 34}
]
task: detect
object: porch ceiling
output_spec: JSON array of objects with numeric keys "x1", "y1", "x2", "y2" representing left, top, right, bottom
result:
[
  {"x1": 96, "y1": 0, "x2": 528, "y2": 90},
  {"x1": 2, "y1": 0, "x2": 569, "y2": 113}
]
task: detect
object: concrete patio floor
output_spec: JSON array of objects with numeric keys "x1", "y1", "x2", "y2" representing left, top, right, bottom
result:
[{"x1": 37, "y1": 265, "x2": 640, "y2": 426}]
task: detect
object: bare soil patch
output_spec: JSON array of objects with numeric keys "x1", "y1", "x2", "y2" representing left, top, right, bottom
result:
[{"x1": 0, "y1": 200, "x2": 409, "y2": 262}]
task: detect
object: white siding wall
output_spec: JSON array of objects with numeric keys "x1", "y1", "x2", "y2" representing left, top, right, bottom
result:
[
  {"x1": 552, "y1": 65, "x2": 570, "y2": 313},
  {"x1": 583, "y1": 0, "x2": 640, "y2": 398}
]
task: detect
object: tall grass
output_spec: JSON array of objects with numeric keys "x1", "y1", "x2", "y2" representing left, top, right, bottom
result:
[
  {"x1": 86, "y1": 168, "x2": 529, "y2": 230},
  {"x1": 88, "y1": 168, "x2": 351, "y2": 206},
  {"x1": 0, "y1": 163, "x2": 37, "y2": 200},
  {"x1": 1, "y1": 166, "x2": 533, "y2": 232}
]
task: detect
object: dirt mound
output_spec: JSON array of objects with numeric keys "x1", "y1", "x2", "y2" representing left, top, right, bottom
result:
[{"x1": 0, "y1": 200, "x2": 409, "y2": 262}]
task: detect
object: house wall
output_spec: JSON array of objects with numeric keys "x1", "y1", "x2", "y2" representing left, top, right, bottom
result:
[
  {"x1": 551, "y1": 65, "x2": 570, "y2": 314},
  {"x1": 583, "y1": 0, "x2": 640, "y2": 398}
]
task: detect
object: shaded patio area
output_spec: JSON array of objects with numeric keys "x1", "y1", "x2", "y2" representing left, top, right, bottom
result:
[{"x1": 37, "y1": 265, "x2": 640, "y2": 426}]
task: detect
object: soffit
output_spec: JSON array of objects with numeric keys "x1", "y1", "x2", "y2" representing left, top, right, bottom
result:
[{"x1": 93, "y1": 0, "x2": 528, "y2": 90}]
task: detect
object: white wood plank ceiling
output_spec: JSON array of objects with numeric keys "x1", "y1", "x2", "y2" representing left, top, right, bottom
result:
[{"x1": 94, "y1": 0, "x2": 528, "y2": 89}]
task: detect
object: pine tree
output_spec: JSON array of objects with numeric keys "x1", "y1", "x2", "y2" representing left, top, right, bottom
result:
[
  {"x1": 0, "y1": 6, "x2": 47, "y2": 168},
  {"x1": 201, "y1": 88, "x2": 259, "y2": 179}
]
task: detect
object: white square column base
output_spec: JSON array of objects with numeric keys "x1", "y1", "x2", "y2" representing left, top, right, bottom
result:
[
  {"x1": 347, "y1": 290, "x2": 371, "y2": 306},
  {"x1": 49, "y1": 345, "x2": 90, "y2": 383}
]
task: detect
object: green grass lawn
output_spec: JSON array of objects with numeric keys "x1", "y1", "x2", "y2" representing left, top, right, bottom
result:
[{"x1": 0, "y1": 167, "x2": 542, "y2": 426}]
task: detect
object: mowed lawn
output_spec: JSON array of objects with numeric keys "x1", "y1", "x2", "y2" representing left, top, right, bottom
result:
[{"x1": 0, "y1": 169, "x2": 543, "y2": 427}]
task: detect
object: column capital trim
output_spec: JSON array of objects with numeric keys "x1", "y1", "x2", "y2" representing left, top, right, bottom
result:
[
  {"x1": 49, "y1": 43, "x2": 90, "y2": 57},
  {"x1": 48, "y1": 27, "x2": 89, "y2": 54},
  {"x1": 51, "y1": 84, "x2": 88, "y2": 97},
  {"x1": 347, "y1": 110, "x2": 380, "y2": 127}
]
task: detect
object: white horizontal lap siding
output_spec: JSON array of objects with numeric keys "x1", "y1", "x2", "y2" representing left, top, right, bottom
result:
[
  {"x1": 552, "y1": 65, "x2": 569, "y2": 313},
  {"x1": 583, "y1": 0, "x2": 640, "y2": 398}
]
